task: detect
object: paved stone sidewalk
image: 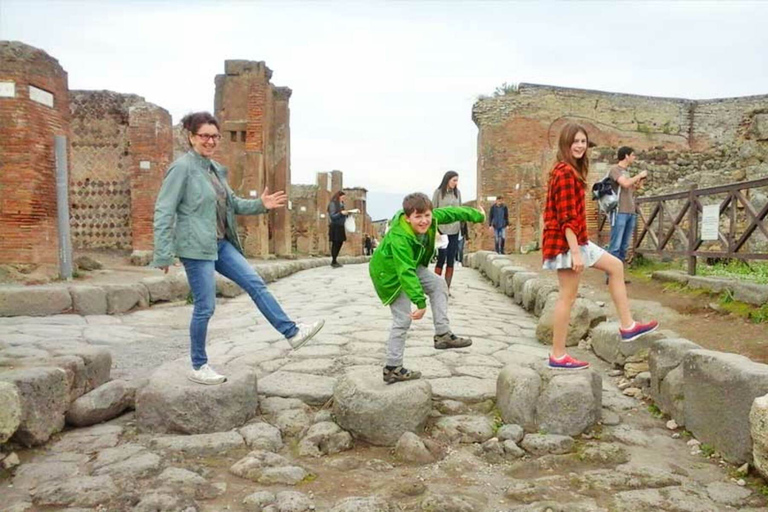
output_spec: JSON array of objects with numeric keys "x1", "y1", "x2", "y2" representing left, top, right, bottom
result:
[{"x1": 1, "y1": 263, "x2": 763, "y2": 511}]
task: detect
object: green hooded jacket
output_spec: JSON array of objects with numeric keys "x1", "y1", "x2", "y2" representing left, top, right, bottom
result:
[
  {"x1": 369, "y1": 206, "x2": 485, "y2": 309},
  {"x1": 151, "y1": 150, "x2": 268, "y2": 267}
]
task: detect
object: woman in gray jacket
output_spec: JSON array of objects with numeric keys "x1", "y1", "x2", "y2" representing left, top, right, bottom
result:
[
  {"x1": 152, "y1": 112, "x2": 324, "y2": 385},
  {"x1": 432, "y1": 171, "x2": 462, "y2": 291}
]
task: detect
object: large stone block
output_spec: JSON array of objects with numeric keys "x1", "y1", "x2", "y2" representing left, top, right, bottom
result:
[
  {"x1": 497, "y1": 362, "x2": 601, "y2": 436},
  {"x1": 651, "y1": 270, "x2": 689, "y2": 285},
  {"x1": 649, "y1": 338, "x2": 701, "y2": 407},
  {"x1": 499, "y1": 266, "x2": 528, "y2": 297},
  {"x1": 590, "y1": 321, "x2": 666, "y2": 366},
  {"x1": 683, "y1": 349, "x2": 768, "y2": 464},
  {"x1": 136, "y1": 359, "x2": 259, "y2": 434},
  {"x1": 750, "y1": 394, "x2": 768, "y2": 480},
  {"x1": 66, "y1": 380, "x2": 133, "y2": 427},
  {"x1": 522, "y1": 278, "x2": 557, "y2": 313},
  {"x1": 0, "y1": 287, "x2": 72, "y2": 317},
  {"x1": 141, "y1": 276, "x2": 174, "y2": 303},
  {"x1": 534, "y1": 282, "x2": 559, "y2": 317},
  {"x1": 0, "y1": 367, "x2": 69, "y2": 445},
  {"x1": 48, "y1": 344, "x2": 111, "y2": 394},
  {"x1": 167, "y1": 273, "x2": 191, "y2": 301},
  {"x1": 69, "y1": 286, "x2": 107, "y2": 316},
  {"x1": 536, "y1": 295, "x2": 590, "y2": 347},
  {"x1": 512, "y1": 271, "x2": 538, "y2": 304},
  {"x1": 333, "y1": 367, "x2": 432, "y2": 446},
  {"x1": 660, "y1": 365, "x2": 685, "y2": 426},
  {"x1": 0, "y1": 380, "x2": 21, "y2": 443},
  {"x1": 488, "y1": 258, "x2": 516, "y2": 286},
  {"x1": 104, "y1": 284, "x2": 149, "y2": 314},
  {"x1": 473, "y1": 250, "x2": 494, "y2": 272},
  {"x1": 731, "y1": 281, "x2": 768, "y2": 307},
  {"x1": 686, "y1": 275, "x2": 731, "y2": 294},
  {"x1": 216, "y1": 274, "x2": 244, "y2": 298}
]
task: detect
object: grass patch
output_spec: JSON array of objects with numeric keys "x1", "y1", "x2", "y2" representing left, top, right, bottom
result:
[
  {"x1": 700, "y1": 443, "x2": 716, "y2": 457},
  {"x1": 491, "y1": 408, "x2": 504, "y2": 435},
  {"x1": 699, "y1": 259, "x2": 768, "y2": 284},
  {"x1": 647, "y1": 404, "x2": 664, "y2": 419}
]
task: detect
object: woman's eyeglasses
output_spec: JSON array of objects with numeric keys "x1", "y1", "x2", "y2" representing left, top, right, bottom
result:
[{"x1": 195, "y1": 133, "x2": 222, "y2": 142}]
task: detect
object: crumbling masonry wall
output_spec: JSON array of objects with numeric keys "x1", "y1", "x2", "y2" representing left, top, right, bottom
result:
[
  {"x1": 472, "y1": 83, "x2": 768, "y2": 252},
  {"x1": 214, "y1": 60, "x2": 292, "y2": 258},
  {"x1": 69, "y1": 91, "x2": 172, "y2": 253},
  {"x1": 0, "y1": 41, "x2": 70, "y2": 265}
]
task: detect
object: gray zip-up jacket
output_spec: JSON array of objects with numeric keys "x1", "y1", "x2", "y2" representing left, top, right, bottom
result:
[
  {"x1": 432, "y1": 188, "x2": 463, "y2": 235},
  {"x1": 151, "y1": 150, "x2": 267, "y2": 267}
]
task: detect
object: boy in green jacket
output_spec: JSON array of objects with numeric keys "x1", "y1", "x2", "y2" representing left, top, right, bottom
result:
[{"x1": 370, "y1": 192, "x2": 486, "y2": 383}]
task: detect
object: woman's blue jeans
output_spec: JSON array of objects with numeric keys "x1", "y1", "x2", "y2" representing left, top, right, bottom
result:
[{"x1": 181, "y1": 240, "x2": 299, "y2": 369}]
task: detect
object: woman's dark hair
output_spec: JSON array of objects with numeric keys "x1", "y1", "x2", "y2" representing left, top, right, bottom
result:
[
  {"x1": 181, "y1": 112, "x2": 220, "y2": 146},
  {"x1": 330, "y1": 190, "x2": 346, "y2": 203},
  {"x1": 438, "y1": 171, "x2": 459, "y2": 198}
]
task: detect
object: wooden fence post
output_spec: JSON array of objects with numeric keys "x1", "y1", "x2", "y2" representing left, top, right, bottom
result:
[{"x1": 687, "y1": 185, "x2": 698, "y2": 275}]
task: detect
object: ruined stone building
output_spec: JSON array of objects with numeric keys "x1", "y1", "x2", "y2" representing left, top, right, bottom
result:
[
  {"x1": 471, "y1": 83, "x2": 768, "y2": 253},
  {"x1": 69, "y1": 91, "x2": 172, "y2": 260},
  {"x1": 290, "y1": 171, "x2": 374, "y2": 256},
  {"x1": 214, "y1": 60, "x2": 292, "y2": 258},
  {"x1": 1, "y1": 43, "x2": 373, "y2": 269},
  {"x1": 0, "y1": 42, "x2": 173, "y2": 267}
]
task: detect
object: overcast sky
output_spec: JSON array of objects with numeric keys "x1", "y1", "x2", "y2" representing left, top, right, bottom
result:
[{"x1": 2, "y1": 0, "x2": 767, "y2": 218}]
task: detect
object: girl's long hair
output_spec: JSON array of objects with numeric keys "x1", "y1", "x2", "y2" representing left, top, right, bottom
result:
[
  {"x1": 437, "y1": 171, "x2": 459, "y2": 198},
  {"x1": 330, "y1": 190, "x2": 346, "y2": 204},
  {"x1": 553, "y1": 123, "x2": 590, "y2": 182}
]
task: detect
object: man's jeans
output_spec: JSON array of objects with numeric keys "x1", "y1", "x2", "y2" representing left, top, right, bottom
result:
[
  {"x1": 181, "y1": 240, "x2": 298, "y2": 369},
  {"x1": 608, "y1": 213, "x2": 636, "y2": 262},
  {"x1": 493, "y1": 226, "x2": 506, "y2": 254}
]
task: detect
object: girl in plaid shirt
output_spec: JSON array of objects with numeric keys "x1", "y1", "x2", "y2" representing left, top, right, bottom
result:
[{"x1": 543, "y1": 123, "x2": 658, "y2": 370}]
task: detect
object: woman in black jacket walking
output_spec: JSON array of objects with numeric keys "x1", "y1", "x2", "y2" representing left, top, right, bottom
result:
[{"x1": 328, "y1": 190, "x2": 348, "y2": 268}]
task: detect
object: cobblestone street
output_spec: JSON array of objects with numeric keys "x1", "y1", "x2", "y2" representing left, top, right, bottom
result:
[{"x1": 1, "y1": 262, "x2": 763, "y2": 511}]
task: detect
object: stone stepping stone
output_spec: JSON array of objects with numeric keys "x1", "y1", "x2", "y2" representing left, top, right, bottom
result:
[
  {"x1": 497, "y1": 362, "x2": 602, "y2": 436},
  {"x1": 427, "y1": 376, "x2": 495, "y2": 402},
  {"x1": 136, "y1": 359, "x2": 258, "y2": 434},
  {"x1": 258, "y1": 371, "x2": 336, "y2": 405},
  {"x1": 333, "y1": 367, "x2": 432, "y2": 446}
]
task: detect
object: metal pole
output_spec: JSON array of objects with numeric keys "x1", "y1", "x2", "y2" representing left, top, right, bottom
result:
[{"x1": 55, "y1": 135, "x2": 73, "y2": 280}]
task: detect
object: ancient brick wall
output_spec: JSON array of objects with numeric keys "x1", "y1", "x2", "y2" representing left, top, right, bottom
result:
[
  {"x1": 215, "y1": 60, "x2": 292, "y2": 258},
  {"x1": 0, "y1": 41, "x2": 70, "y2": 265},
  {"x1": 69, "y1": 90, "x2": 172, "y2": 253},
  {"x1": 472, "y1": 83, "x2": 768, "y2": 253}
]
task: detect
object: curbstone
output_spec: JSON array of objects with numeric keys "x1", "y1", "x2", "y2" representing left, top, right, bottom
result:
[
  {"x1": 684, "y1": 349, "x2": 768, "y2": 464},
  {"x1": 69, "y1": 286, "x2": 107, "y2": 316},
  {"x1": 0, "y1": 287, "x2": 72, "y2": 317}
]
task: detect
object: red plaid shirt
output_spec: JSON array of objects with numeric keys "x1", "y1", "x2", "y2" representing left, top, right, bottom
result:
[{"x1": 542, "y1": 162, "x2": 589, "y2": 261}]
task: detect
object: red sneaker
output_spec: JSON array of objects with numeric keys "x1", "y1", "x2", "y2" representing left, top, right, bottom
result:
[
  {"x1": 548, "y1": 353, "x2": 590, "y2": 370},
  {"x1": 620, "y1": 320, "x2": 659, "y2": 342}
]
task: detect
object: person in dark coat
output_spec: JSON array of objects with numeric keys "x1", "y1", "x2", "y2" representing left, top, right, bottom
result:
[{"x1": 328, "y1": 191, "x2": 348, "y2": 267}]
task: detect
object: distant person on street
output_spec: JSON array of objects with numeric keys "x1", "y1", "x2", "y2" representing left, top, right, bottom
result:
[
  {"x1": 151, "y1": 111, "x2": 324, "y2": 385},
  {"x1": 489, "y1": 196, "x2": 509, "y2": 254},
  {"x1": 370, "y1": 192, "x2": 485, "y2": 383},
  {"x1": 542, "y1": 123, "x2": 657, "y2": 370},
  {"x1": 364, "y1": 234, "x2": 373, "y2": 256},
  {"x1": 327, "y1": 190, "x2": 349, "y2": 268},
  {"x1": 457, "y1": 221, "x2": 469, "y2": 266},
  {"x1": 606, "y1": 146, "x2": 647, "y2": 284},
  {"x1": 432, "y1": 171, "x2": 463, "y2": 292}
]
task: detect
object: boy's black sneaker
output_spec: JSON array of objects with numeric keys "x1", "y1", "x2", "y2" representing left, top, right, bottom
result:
[
  {"x1": 433, "y1": 332, "x2": 472, "y2": 349},
  {"x1": 383, "y1": 366, "x2": 422, "y2": 384}
]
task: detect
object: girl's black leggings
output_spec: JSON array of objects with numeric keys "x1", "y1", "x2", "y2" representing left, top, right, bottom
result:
[
  {"x1": 331, "y1": 241, "x2": 343, "y2": 263},
  {"x1": 435, "y1": 233, "x2": 459, "y2": 270}
]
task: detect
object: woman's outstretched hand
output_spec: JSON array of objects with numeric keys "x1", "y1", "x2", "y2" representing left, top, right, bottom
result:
[{"x1": 261, "y1": 187, "x2": 288, "y2": 209}]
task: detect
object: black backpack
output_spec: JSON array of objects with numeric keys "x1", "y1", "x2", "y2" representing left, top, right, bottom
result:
[{"x1": 591, "y1": 172, "x2": 619, "y2": 214}]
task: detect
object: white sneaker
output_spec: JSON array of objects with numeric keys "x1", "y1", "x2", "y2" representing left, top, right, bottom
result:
[
  {"x1": 287, "y1": 319, "x2": 325, "y2": 349},
  {"x1": 188, "y1": 364, "x2": 227, "y2": 385}
]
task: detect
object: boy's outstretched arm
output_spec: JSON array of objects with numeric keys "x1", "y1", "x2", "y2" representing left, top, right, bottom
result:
[{"x1": 433, "y1": 206, "x2": 485, "y2": 225}]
